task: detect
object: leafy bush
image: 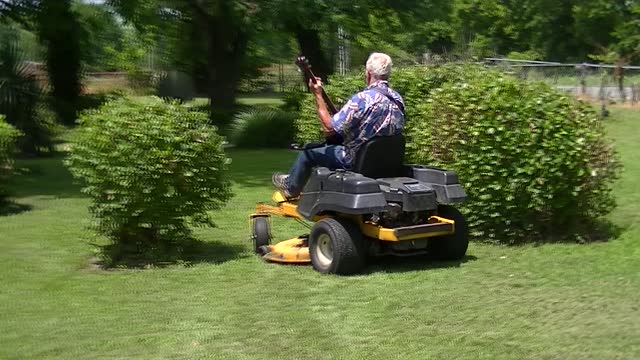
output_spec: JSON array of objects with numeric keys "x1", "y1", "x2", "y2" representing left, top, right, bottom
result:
[
  {"x1": 0, "y1": 116, "x2": 21, "y2": 201},
  {"x1": 237, "y1": 77, "x2": 275, "y2": 93},
  {"x1": 230, "y1": 107, "x2": 296, "y2": 148},
  {"x1": 296, "y1": 65, "x2": 621, "y2": 244},
  {"x1": 280, "y1": 90, "x2": 306, "y2": 113},
  {"x1": 65, "y1": 97, "x2": 233, "y2": 264}
]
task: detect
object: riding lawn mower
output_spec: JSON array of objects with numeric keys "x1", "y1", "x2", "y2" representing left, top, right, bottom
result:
[
  {"x1": 249, "y1": 134, "x2": 469, "y2": 275},
  {"x1": 248, "y1": 56, "x2": 469, "y2": 275}
]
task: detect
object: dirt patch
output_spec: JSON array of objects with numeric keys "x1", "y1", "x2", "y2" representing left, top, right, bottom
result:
[
  {"x1": 609, "y1": 103, "x2": 640, "y2": 109},
  {"x1": 84, "y1": 256, "x2": 107, "y2": 272}
]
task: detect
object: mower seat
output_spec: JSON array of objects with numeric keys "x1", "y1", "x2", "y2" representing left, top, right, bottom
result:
[{"x1": 352, "y1": 134, "x2": 406, "y2": 179}]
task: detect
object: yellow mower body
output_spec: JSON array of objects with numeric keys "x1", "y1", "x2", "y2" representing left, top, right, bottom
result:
[{"x1": 251, "y1": 191, "x2": 458, "y2": 265}]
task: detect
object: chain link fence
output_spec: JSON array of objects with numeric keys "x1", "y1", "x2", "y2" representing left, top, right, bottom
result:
[
  {"x1": 237, "y1": 64, "x2": 305, "y2": 94},
  {"x1": 69, "y1": 52, "x2": 640, "y2": 108},
  {"x1": 239, "y1": 57, "x2": 640, "y2": 108},
  {"x1": 484, "y1": 58, "x2": 640, "y2": 105}
]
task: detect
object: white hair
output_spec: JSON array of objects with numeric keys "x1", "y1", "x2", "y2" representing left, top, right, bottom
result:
[{"x1": 366, "y1": 52, "x2": 393, "y2": 80}]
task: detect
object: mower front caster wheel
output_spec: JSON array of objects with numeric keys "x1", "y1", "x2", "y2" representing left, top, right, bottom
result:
[
  {"x1": 309, "y1": 218, "x2": 367, "y2": 275},
  {"x1": 427, "y1": 205, "x2": 469, "y2": 261},
  {"x1": 251, "y1": 216, "x2": 271, "y2": 254}
]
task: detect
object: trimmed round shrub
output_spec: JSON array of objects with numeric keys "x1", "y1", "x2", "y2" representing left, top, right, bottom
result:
[
  {"x1": 409, "y1": 67, "x2": 621, "y2": 243},
  {"x1": 65, "y1": 97, "x2": 233, "y2": 263},
  {"x1": 229, "y1": 107, "x2": 296, "y2": 148},
  {"x1": 0, "y1": 115, "x2": 21, "y2": 201},
  {"x1": 296, "y1": 65, "x2": 621, "y2": 244}
]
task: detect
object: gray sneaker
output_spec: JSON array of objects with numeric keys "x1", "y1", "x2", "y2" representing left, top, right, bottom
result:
[{"x1": 271, "y1": 172, "x2": 293, "y2": 198}]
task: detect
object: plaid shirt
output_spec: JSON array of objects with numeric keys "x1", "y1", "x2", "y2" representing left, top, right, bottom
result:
[{"x1": 330, "y1": 80, "x2": 405, "y2": 167}]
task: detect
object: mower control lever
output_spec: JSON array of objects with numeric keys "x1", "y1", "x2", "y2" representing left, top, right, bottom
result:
[{"x1": 289, "y1": 141, "x2": 327, "y2": 151}]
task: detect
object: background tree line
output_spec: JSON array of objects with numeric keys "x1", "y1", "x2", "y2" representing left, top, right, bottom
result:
[{"x1": 0, "y1": 0, "x2": 638, "y2": 135}]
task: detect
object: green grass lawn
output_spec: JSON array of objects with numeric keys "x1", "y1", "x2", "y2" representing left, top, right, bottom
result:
[
  {"x1": 186, "y1": 95, "x2": 285, "y2": 108},
  {"x1": 1, "y1": 109, "x2": 639, "y2": 359}
]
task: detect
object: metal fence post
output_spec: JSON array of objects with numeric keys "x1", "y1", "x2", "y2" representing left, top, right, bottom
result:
[{"x1": 579, "y1": 63, "x2": 587, "y2": 95}]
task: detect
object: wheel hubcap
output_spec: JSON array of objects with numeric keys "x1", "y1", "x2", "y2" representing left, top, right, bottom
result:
[{"x1": 315, "y1": 233, "x2": 333, "y2": 267}]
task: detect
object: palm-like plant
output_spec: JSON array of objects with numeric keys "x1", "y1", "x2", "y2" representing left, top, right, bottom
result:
[{"x1": 0, "y1": 30, "x2": 54, "y2": 156}]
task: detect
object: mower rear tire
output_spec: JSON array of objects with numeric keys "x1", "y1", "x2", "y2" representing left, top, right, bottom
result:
[
  {"x1": 251, "y1": 216, "x2": 271, "y2": 254},
  {"x1": 309, "y1": 218, "x2": 366, "y2": 275},
  {"x1": 427, "y1": 205, "x2": 469, "y2": 261}
]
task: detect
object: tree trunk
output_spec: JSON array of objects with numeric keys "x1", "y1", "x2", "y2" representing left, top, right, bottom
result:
[
  {"x1": 189, "y1": 1, "x2": 249, "y2": 127},
  {"x1": 615, "y1": 64, "x2": 626, "y2": 103},
  {"x1": 292, "y1": 24, "x2": 333, "y2": 82},
  {"x1": 38, "y1": 0, "x2": 82, "y2": 125}
]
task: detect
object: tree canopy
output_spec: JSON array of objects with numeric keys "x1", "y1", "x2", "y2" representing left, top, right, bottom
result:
[{"x1": 1, "y1": 0, "x2": 638, "y2": 127}]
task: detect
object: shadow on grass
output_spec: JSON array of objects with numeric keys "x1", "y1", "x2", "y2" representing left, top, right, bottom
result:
[
  {"x1": 177, "y1": 239, "x2": 249, "y2": 265},
  {"x1": 502, "y1": 218, "x2": 626, "y2": 247},
  {"x1": 256, "y1": 253, "x2": 478, "y2": 275},
  {"x1": 0, "y1": 200, "x2": 33, "y2": 216},
  {"x1": 364, "y1": 254, "x2": 478, "y2": 274},
  {"x1": 91, "y1": 237, "x2": 249, "y2": 270},
  {"x1": 576, "y1": 219, "x2": 626, "y2": 243},
  {"x1": 10, "y1": 153, "x2": 83, "y2": 199}
]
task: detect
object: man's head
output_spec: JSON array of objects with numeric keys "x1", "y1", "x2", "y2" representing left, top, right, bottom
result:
[{"x1": 365, "y1": 52, "x2": 392, "y2": 85}]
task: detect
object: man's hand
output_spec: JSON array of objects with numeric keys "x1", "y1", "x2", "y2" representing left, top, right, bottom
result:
[{"x1": 308, "y1": 77, "x2": 323, "y2": 97}]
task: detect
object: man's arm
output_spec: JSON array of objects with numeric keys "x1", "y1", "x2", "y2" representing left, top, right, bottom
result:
[
  {"x1": 309, "y1": 78, "x2": 336, "y2": 137},
  {"x1": 314, "y1": 92, "x2": 336, "y2": 136}
]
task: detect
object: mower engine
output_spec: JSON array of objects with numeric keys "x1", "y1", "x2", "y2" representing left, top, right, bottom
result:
[
  {"x1": 379, "y1": 202, "x2": 432, "y2": 228},
  {"x1": 373, "y1": 176, "x2": 438, "y2": 227}
]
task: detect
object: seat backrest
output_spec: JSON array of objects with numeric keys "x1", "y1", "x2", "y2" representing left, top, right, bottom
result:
[{"x1": 352, "y1": 134, "x2": 406, "y2": 179}]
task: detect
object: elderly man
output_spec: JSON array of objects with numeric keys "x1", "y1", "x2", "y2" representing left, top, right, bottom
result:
[{"x1": 272, "y1": 52, "x2": 405, "y2": 198}]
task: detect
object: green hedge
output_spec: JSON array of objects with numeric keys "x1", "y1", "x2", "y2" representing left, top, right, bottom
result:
[
  {"x1": 0, "y1": 115, "x2": 20, "y2": 201},
  {"x1": 229, "y1": 107, "x2": 296, "y2": 148},
  {"x1": 296, "y1": 65, "x2": 621, "y2": 244},
  {"x1": 65, "y1": 97, "x2": 233, "y2": 264}
]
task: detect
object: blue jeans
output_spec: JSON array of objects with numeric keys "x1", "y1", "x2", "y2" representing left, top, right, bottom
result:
[{"x1": 285, "y1": 145, "x2": 348, "y2": 196}]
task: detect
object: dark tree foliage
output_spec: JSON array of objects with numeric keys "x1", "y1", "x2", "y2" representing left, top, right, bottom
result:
[{"x1": 108, "y1": 0, "x2": 255, "y2": 125}]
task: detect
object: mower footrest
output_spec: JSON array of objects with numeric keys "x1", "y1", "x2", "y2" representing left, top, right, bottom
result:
[{"x1": 393, "y1": 222, "x2": 453, "y2": 238}]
